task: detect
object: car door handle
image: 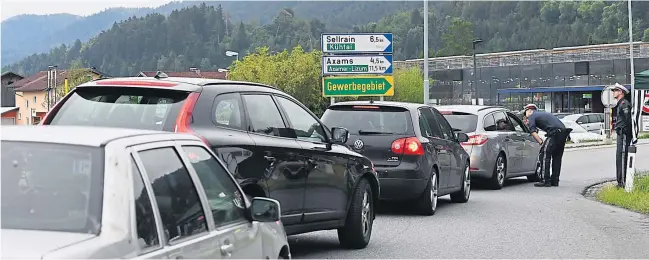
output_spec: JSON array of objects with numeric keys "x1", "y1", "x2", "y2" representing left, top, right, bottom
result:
[
  {"x1": 221, "y1": 243, "x2": 234, "y2": 257},
  {"x1": 264, "y1": 156, "x2": 276, "y2": 162}
]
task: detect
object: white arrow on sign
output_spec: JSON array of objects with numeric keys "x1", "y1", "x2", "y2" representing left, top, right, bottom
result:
[
  {"x1": 322, "y1": 55, "x2": 393, "y2": 75},
  {"x1": 321, "y1": 33, "x2": 393, "y2": 53}
]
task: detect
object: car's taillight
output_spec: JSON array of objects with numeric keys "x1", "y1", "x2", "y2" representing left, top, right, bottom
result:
[
  {"x1": 41, "y1": 90, "x2": 75, "y2": 125},
  {"x1": 462, "y1": 134, "x2": 488, "y2": 145},
  {"x1": 391, "y1": 137, "x2": 425, "y2": 155},
  {"x1": 174, "y1": 92, "x2": 209, "y2": 146}
]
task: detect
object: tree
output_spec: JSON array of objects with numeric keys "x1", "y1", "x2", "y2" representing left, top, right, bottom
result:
[
  {"x1": 229, "y1": 46, "x2": 326, "y2": 114},
  {"x1": 438, "y1": 17, "x2": 474, "y2": 56},
  {"x1": 387, "y1": 67, "x2": 425, "y2": 104}
]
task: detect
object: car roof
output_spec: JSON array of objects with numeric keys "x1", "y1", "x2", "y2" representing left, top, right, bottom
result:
[
  {"x1": 434, "y1": 105, "x2": 505, "y2": 114},
  {"x1": 78, "y1": 77, "x2": 277, "y2": 92},
  {"x1": 328, "y1": 100, "x2": 426, "y2": 110},
  {"x1": 1, "y1": 125, "x2": 200, "y2": 147}
]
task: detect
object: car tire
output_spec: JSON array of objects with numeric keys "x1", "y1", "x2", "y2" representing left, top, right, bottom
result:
[
  {"x1": 416, "y1": 168, "x2": 438, "y2": 216},
  {"x1": 337, "y1": 178, "x2": 373, "y2": 249},
  {"x1": 450, "y1": 162, "x2": 470, "y2": 203},
  {"x1": 527, "y1": 161, "x2": 541, "y2": 182},
  {"x1": 488, "y1": 154, "x2": 506, "y2": 190}
]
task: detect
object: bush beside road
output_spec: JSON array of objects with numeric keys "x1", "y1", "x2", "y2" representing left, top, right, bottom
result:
[{"x1": 597, "y1": 172, "x2": 649, "y2": 214}]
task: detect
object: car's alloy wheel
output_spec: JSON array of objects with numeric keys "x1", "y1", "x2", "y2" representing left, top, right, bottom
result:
[
  {"x1": 430, "y1": 174, "x2": 438, "y2": 212},
  {"x1": 450, "y1": 164, "x2": 470, "y2": 203},
  {"x1": 361, "y1": 191, "x2": 371, "y2": 237},
  {"x1": 496, "y1": 156, "x2": 506, "y2": 186},
  {"x1": 463, "y1": 166, "x2": 471, "y2": 199}
]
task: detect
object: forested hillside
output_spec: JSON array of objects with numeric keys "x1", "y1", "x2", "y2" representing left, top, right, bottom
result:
[
  {"x1": 5, "y1": 1, "x2": 649, "y2": 77},
  {"x1": 1, "y1": 1, "x2": 419, "y2": 65}
]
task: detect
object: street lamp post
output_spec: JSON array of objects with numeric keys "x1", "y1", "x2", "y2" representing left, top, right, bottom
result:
[
  {"x1": 625, "y1": 0, "x2": 636, "y2": 193},
  {"x1": 423, "y1": 0, "x2": 429, "y2": 105},
  {"x1": 472, "y1": 39, "x2": 483, "y2": 104},
  {"x1": 226, "y1": 51, "x2": 239, "y2": 61}
]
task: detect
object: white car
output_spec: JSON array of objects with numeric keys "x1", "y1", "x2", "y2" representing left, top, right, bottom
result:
[
  {"x1": 561, "y1": 113, "x2": 605, "y2": 134},
  {"x1": 537, "y1": 119, "x2": 605, "y2": 143},
  {"x1": 1, "y1": 125, "x2": 290, "y2": 259}
]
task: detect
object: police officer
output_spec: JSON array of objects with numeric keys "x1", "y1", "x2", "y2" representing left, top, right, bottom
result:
[
  {"x1": 523, "y1": 104, "x2": 571, "y2": 187},
  {"x1": 612, "y1": 83, "x2": 632, "y2": 188}
]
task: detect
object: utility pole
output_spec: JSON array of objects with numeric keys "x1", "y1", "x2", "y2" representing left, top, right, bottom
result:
[
  {"x1": 625, "y1": 0, "x2": 636, "y2": 193},
  {"x1": 423, "y1": 0, "x2": 429, "y2": 105},
  {"x1": 47, "y1": 66, "x2": 53, "y2": 111}
]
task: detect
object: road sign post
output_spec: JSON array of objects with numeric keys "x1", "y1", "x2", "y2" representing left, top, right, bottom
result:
[
  {"x1": 601, "y1": 87, "x2": 617, "y2": 139},
  {"x1": 321, "y1": 33, "x2": 394, "y2": 103}
]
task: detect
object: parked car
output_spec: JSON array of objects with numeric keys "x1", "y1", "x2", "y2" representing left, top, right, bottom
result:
[
  {"x1": 552, "y1": 112, "x2": 571, "y2": 119},
  {"x1": 1, "y1": 125, "x2": 289, "y2": 259},
  {"x1": 321, "y1": 101, "x2": 471, "y2": 215},
  {"x1": 537, "y1": 119, "x2": 605, "y2": 143},
  {"x1": 434, "y1": 105, "x2": 542, "y2": 189},
  {"x1": 41, "y1": 76, "x2": 379, "y2": 249},
  {"x1": 562, "y1": 113, "x2": 604, "y2": 134}
]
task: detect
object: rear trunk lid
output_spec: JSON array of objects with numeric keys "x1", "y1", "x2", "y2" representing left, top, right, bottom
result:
[
  {"x1": 321, "y1": 104, "x2": 415, "y2": 167},
  {"x1": 44, "y1": 86, "x2": 193, "y2": 131},
  {"x1": 438, "y1": 110, "x2": 479, "y2": 155}
]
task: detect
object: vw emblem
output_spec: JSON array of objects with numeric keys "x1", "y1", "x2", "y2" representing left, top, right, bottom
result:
[{"x1": 353, "y1": 139, "x2": 364, "y2": 150}]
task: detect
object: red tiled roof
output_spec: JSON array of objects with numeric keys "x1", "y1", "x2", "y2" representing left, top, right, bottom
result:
[
  {"x1": 12, "y1": 71, "x2": 69, "y2": 92},
  {"x1": 13, "y1": 68, "x2": 106, "y2": 92},
  {"x1": 139, "y1": 71, "x2": 227, "y2": 80}
]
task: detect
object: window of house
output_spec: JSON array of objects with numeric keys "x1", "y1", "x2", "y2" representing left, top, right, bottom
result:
[
  {"x1": 25, "y1": 100, "x2": 29, "y2": 108},
  {"x1": 33, "y1": 96, "x2": 37, "y2": 103}
]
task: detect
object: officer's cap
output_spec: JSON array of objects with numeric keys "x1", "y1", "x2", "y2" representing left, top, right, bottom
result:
[
  {"x1": 611, "y1": 83, "x2": 629, "y2": 94},
  {"x1": 523, "y1": 104, "x2": 537, "y2": 111}
]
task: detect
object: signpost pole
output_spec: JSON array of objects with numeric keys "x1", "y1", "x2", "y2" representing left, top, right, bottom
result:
[
  {"x1": 625, "y1": 0, "x2": 636, "y2": 193},
  {"x1": 423, "y1": 0, "x2": 429, "y2": 105}
]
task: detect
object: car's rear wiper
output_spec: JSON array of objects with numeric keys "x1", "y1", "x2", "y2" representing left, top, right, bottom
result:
[{"x1": 358, "y1": 130, "x2": 393, "y2": 135}]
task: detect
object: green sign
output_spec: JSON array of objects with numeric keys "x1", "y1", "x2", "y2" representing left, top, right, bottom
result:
[
  {"x1": 583, "y1": 93, "x2": 592, "y2": 98},
  {"x1": 322, "y1": 76, "x2": 394, "y2": 97}
]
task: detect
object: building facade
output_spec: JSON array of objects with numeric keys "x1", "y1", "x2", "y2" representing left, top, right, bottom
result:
[
  {"x1": 395, "y1": 42, "x2": 649, "y2": 114},
  {"x1": 1, "y1": 72, "x2": 24, "y2": 107},
  {"x1": 12, "y1": 68, "x2": 105, "y2": 125}
]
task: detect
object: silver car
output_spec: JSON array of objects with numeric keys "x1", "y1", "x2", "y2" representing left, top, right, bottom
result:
[
  {"x1": 434, "y1": 105, "x2": 541, "y2": 189},
  {"x1": 1, "y1": 125, "x2": 291, "y2": 259}
]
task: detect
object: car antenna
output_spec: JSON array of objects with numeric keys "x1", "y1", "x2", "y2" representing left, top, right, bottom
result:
[{"x1": 154, "y1": 71, "x2": 168, "y2": 79}]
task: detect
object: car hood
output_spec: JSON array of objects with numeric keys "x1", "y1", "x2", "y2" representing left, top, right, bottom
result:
[{"x1": 1, "y1": 229, "x2": 96, "y2": 258}]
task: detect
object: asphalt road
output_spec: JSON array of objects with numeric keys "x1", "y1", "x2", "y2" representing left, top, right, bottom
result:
[{"x1": 289, "y1": 144, "x2": 649, "y2": 258}]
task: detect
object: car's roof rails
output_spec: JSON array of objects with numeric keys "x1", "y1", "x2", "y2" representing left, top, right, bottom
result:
[{"x1": 154, "y1": 71, "x2": 168, "y2": 79}]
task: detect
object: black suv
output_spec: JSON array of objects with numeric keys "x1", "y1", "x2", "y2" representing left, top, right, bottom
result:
[
  {"x1": 321, "y1": 101, "x2": 471, "y2": 215},
  {"x1": 42, "y1": 75, "x2": 379, "y2": 249}
]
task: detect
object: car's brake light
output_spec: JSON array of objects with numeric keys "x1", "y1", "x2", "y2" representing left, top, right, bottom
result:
[
  {"x1": 391, "y1": 137, "x2": 424, "y2": 155},
  {"x1": 174, "y1": 92, "x2": 209, "y2": 146},
  {"x1": 462, "y1": 134, "x2": 488, "y2": 145},
  {"x1": 95, "y1": 80, "x2": 178, "y2": 87},
  {"x1": 41, "y1": 90, "x2": 75, "y2": 125},
  {"x1": 352, "y1": 105, "x2": 380, "y2": 109}
]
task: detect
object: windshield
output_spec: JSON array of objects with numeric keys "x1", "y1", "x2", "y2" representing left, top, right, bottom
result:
[
  {"x1": 321, "y1": 106, "x2": 413, "y2": 135},
  {"x1": 554, "y1": 113, "x2": 570, "y2": 119},
  {"x1": 441, "y1": 112, "x2": 478, "y2": 133},
  {"x1": 561, "y1": 120, "x2": 586, "y2": 133},
  {"x1": 1, "y1": 141, "x2": 103, "y2": 234},
  {"x1": 48, "y1": 87, "x2": 190, "y2": 131}
]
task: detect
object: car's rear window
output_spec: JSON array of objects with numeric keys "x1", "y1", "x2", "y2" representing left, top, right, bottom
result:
[
  {"x1": 48, "y1": 87, "x2": 191, "y2": 131},
  {"x1": 1, "y1": 141, "x2": 103, "y2": 234},
  {"x1": 321, "y1": 105, "x2": 413, "y2": 135},
  {"x1": 439, "y1": 111, "x2": 478, "y2": 133}
]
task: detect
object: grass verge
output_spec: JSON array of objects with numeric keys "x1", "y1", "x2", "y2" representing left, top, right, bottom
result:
[
  {"x1": 639, "y1": 133, "x2": 649, "y2": 139},
  {"x1": 597, "y1": 172, "x2": 649, "y2": 214}
]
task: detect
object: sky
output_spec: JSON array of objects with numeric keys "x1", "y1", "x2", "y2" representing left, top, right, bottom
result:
[{"x1": 1, "y1": 0, "x2": 170, "y2": 21}]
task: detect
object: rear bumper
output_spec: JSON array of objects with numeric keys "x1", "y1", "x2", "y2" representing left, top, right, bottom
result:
[
  {"x1": 374, "y1": 161, "x2": 428, "y2": 201},
  {"x1": 462, "y1": 144, "x2": 495, "y2": 179}
]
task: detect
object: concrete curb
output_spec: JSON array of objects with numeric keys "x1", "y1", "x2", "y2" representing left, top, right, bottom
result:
[
  {"x1": 566, "y1": 139, "x2": 649, "y2": 150},
  {"x1": 581, "y1": 172, "x2": 649, "y2": 216}
]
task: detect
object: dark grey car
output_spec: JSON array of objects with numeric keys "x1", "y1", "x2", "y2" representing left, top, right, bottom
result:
[{"x1": 434, "y1": 105, "x2": 541, "y2": 189}]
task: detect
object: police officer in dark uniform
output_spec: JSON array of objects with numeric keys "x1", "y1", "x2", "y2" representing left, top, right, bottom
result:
[
  {"x1": 523, "y1": 104, "x2": 572, "y2": 187},
  {"x1": 612, "y1": 83, "x2": 632, "y2": 188}
]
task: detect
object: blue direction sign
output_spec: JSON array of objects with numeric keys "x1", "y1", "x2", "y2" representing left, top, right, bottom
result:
[
  {"x1": 322, "y1": 55, "x2": 393, "y2": 75},
  {"x1": 321, "y1": 33, "x2": 393, "y2": 54}
]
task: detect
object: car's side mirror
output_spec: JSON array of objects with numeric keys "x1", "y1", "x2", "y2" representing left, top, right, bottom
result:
[
  {"x1": 456, "y1": 132, "x2": 469, "y2": 143},
  {"x1": 331, "y1": 127, "x2": 349, "y2": 144},
  {"x1": 249, "y1": 197, "x2": 281, "y2": 222}
]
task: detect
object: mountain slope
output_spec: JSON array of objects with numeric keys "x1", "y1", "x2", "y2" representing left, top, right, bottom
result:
[{"x1": 1, "y1": 1, "x2": 419, "y2": 66}]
